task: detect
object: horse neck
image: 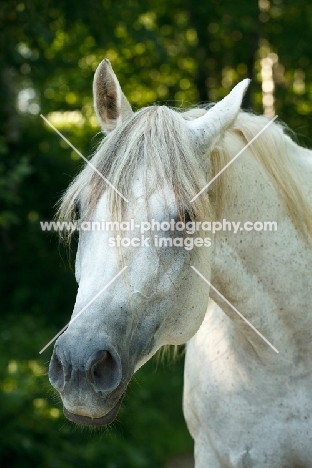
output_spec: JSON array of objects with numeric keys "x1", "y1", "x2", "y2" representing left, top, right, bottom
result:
[{"x1": 209, "y1": 137, "x2": 312, "y2": 360}]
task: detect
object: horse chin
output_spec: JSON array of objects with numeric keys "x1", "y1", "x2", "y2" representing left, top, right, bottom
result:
[{"x1": 63, "y1": 395, "x2": 124, "y2": 426}]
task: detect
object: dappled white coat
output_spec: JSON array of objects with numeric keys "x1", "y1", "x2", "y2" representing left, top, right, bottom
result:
[{"x1": 184, "y1": 128, "x2": 312, "y2": 467}]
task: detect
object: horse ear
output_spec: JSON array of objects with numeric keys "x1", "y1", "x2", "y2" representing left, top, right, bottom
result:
[
  {"x1": 186, "y1": 79, "x2": 250, "y2": 147},
  {"x1": 93, "y1": 59, "x2": 133, "y2": 133}
]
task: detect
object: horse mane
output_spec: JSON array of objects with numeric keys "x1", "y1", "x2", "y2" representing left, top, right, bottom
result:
[
  {"x1": 56, "y1": 105, "x2": 312, "y2": 240},
  {"x1": 215, "y1": 112, "x2": 312, "y2": 237}
]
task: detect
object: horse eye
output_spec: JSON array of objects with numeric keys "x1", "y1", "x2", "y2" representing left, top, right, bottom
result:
[
  {"x1": 74, "y1": 201, "x2": 80, "y2": 219},
  {"x1": 176, "y1": 211, "x2": 192, "y2": 224},
  {"x1": 182, "y1": 211, "x2": 192, "y2": 224}
]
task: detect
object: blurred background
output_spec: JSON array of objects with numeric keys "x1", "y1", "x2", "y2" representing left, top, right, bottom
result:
[{"x1": 1, "y1": 0, "x2": 312, "y2": 466}]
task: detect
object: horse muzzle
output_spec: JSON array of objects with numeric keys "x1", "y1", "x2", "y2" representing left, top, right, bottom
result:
[{"x1": 49, "y1": 334, "x2": 129, "y2": 425}]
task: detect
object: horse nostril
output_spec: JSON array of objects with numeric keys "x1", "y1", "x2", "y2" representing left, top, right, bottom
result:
[
  {"x1": 91, "y1": 350, "x2": 109, "y2": 381},
  {"x1": 88, "y1": 349, "x2": 122, "y2": 394},
  {"x1": 49, "y1": 350, "x2": 66, "y2": 392}
]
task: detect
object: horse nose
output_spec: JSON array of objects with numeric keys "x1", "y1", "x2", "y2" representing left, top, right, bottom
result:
[{"x1": 49, "y1": 346, "x2": 122, "y2": 394}]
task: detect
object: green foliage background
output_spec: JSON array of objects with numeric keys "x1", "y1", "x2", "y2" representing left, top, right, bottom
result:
[{"x1": 1, "y1": 0, "x2": 312, "y2": 466}]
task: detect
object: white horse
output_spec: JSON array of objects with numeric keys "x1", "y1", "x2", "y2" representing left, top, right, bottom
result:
[{"x1": 49, "y1": 59, "x2": 312, "y2": 467}]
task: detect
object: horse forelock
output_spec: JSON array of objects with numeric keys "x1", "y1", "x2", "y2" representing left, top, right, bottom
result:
[{"x1": 56, "y1": 105, "x2": 211, "y2": 240}]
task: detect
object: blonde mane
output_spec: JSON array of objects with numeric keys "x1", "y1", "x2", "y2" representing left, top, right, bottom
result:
[
  {"x1": 57, "y1": 106, "x2": 312, "y2": 240},
  {"x1": 211, "y1": 112, "x2": 312, "y2": 238}
]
